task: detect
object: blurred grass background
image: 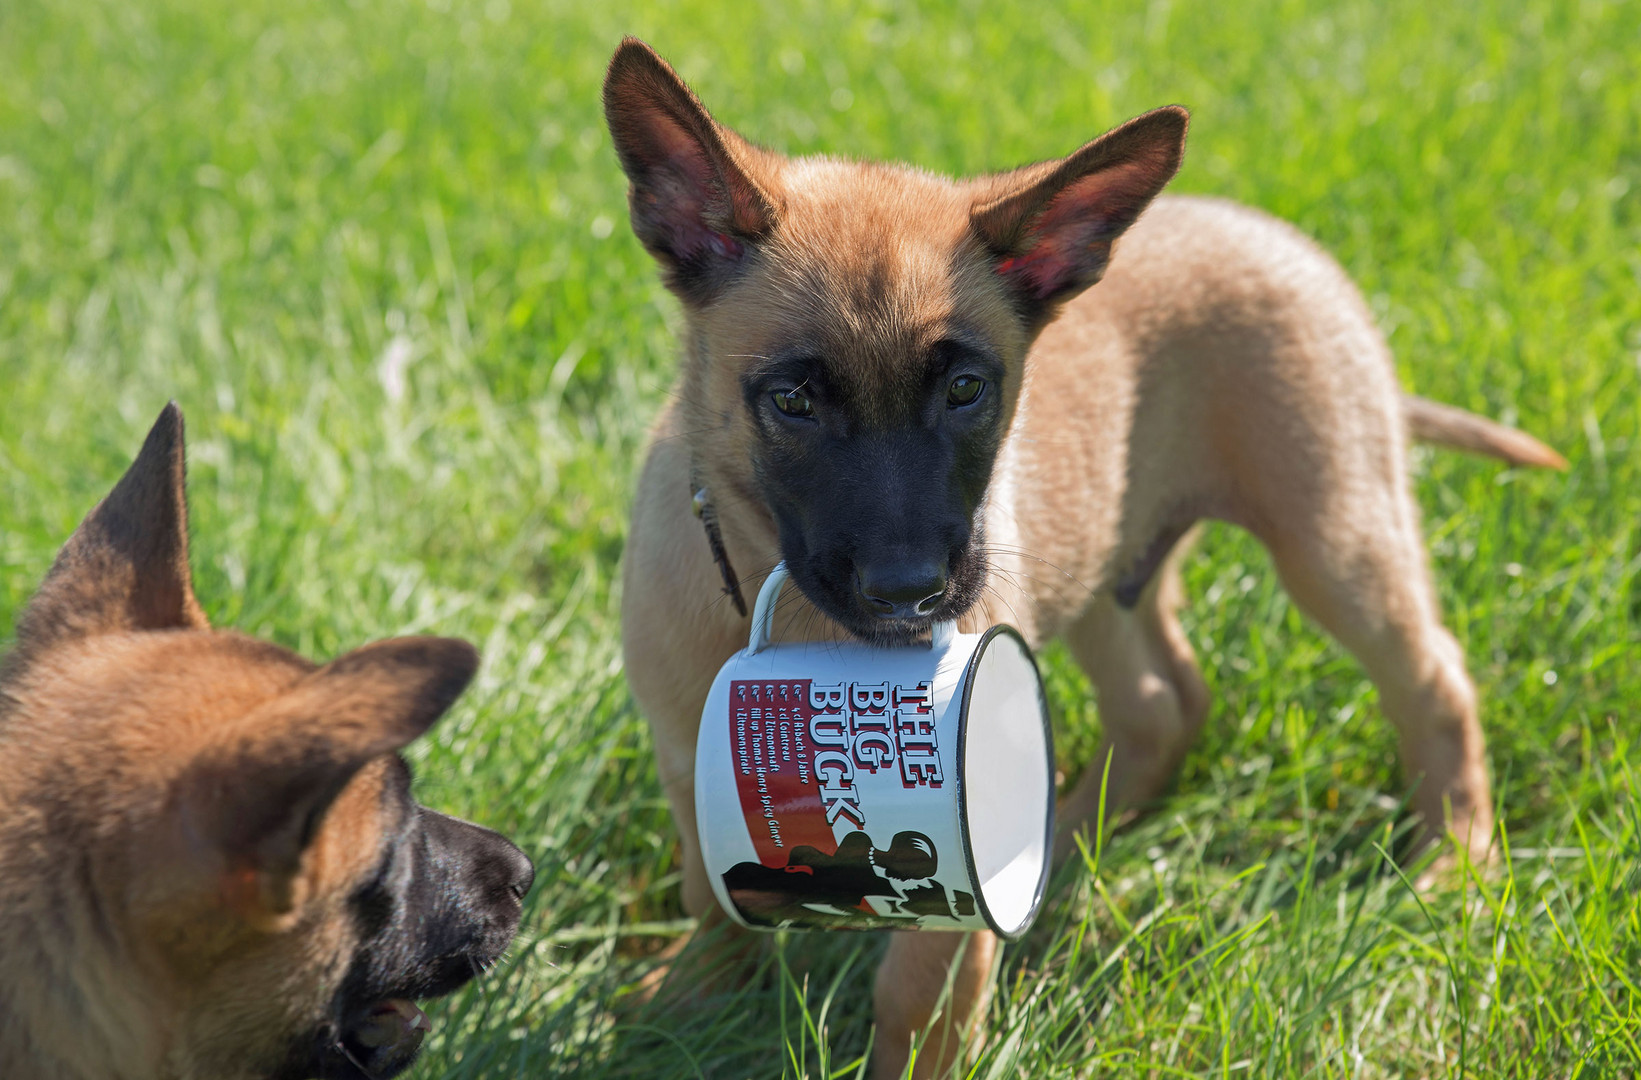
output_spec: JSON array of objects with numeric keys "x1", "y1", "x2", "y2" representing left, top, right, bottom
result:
[{"x1": 1, "y1": 0, "x2": 1637, "y2": 1075}]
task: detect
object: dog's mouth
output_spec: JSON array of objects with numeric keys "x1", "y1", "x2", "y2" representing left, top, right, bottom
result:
[
  {"x1": 800, "y1": 583, "x2": 975, "y2": 649},
  {"x1": 335, "y1": 999, "x2": 432, "y2": 1078},
  {"x1": 852, "y1": 613, "x2": 940, "y2": 648},
  {"x1": 783, "y1": 544, "x2": 989, "y2": 648},
  {"x1": 322, "y1": 942, "x2": 514, "y2": 1079}
]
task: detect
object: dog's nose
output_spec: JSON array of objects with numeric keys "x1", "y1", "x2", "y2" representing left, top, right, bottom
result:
[
  {"x1": 502, "y1": 842, "x2": 535, "y2": 904},
  {"x1": 857, "y1": 562, "x2": 947, "y2": 619}
]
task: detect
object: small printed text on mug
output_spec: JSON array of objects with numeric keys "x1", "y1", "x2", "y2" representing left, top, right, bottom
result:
[{"x1": 734, "y1": 680, "x2": 942, "y2": 836}]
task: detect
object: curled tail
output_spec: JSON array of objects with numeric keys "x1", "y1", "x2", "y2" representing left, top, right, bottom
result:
[{"x1": 1402, "y1": 394, "x2": 1567, "y2": 470}]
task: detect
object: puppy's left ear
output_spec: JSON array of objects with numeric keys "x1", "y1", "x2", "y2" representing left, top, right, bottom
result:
[
  {"x1": 971, "y1": 106, "x2": 1188, "y2": 328},
  {"x1": 11, "y1": 402, "x2": 207, "y2": 667},
  {"x1": 189, "y1": 637, "x2": 480, "y2": 930}
]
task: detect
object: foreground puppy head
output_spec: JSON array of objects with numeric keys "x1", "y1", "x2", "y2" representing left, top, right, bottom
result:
[
  {"x1": 604, "y1": 38, "x2": 1187, "y2": 642},
  {"x1": 0, "y1": 405, "x2": 533, "y2": 1080}
]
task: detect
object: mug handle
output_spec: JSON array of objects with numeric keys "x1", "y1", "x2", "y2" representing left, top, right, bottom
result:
[
  {"x1": 747, "y1": 563, "x2": 790, "y2": 654},
  {"x1": 748, "y1": 562, "x2": 957, "y2": 653}
]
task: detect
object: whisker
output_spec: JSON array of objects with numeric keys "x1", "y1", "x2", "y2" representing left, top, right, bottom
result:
[
  {"x1": 982, "y1": 545, "x2": 1097, "y2": 592},
  {"x1": 336, "y1": 1039, "x2": 385, "y2": 1080},
  {"x1": 977, "y1": 578, "x2": 1030, "y2": 632},
  {"x1": 982, "y1": 560, "x2": 1086, "y2": 610},
  {"x1": 650, "y1": 425, "x2": 729, "y2": 447},
  {"x1": 698, "y1": 558, "x2": 784, "y2": 620}
]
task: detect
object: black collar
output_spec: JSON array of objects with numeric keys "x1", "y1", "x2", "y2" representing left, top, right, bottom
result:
[{"x1": 690, "y1": 461, "x2": 748, "y2": 617}]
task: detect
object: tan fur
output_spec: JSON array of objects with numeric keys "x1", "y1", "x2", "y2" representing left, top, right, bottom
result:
[
  {"x1": 608, "y1": 41, "x2": 1561, "y2": 1079},
  {"x1": 0, "y1": 405, "x2": 481, "y2": 1079},
  {"x1": 1402, "y1": 393, "x2": 1568, "y2": 469}
]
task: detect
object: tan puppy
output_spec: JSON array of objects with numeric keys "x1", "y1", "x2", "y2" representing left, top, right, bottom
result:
[
  {"x1": 0, "y1": 404, "x2": 535, "y2": 1080},
  {"x1": 605, "y1": 39, "x2": 1562, "y2": 1079}
]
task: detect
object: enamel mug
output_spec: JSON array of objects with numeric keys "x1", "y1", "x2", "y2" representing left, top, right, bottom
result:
[{"x1": 694, "y1": 563, "x2": 1055, "y2": 940}]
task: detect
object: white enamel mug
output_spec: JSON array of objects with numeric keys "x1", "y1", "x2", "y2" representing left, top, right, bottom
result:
[{"x1": 695, "y1": 563, "x2": 1054, "y2": 940}]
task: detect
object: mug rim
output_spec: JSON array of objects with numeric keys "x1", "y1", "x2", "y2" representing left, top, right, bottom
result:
[{"x1": 954, "y1": 623, "x2": 1056, "y2": 942}]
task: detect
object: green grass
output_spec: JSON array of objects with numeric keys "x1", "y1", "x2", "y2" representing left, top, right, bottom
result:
[{"x1": 2, "y1": 0, "x2": 1637, "y2": 1075}]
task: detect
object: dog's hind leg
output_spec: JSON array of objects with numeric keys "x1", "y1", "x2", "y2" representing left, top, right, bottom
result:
[
  {"x1": 1259, "y1": 489, "x2": 1494, "y2": 867},
  {"x1": 1054, "y1": 528, "x2": 1209, "y2": 862}
]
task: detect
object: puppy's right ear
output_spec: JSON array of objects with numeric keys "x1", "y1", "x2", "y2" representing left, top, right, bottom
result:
[
  {"x1": 184, "y1": 637, "x2": 479, "y2": 930},
  {"x1": 603, "y1": 38, "x2": 780, "y2": 303},
  {"x1": 9, "y1": 402, "x2": 207, "y2": 672}
]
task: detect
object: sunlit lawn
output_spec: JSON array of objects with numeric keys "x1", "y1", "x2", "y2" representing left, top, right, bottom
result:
[{"x1": 1, "y1": 0, "x2": 1637, "y2": 1075}]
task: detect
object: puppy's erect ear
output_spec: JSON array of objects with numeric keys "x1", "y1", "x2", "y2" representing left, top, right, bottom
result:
[
  {"x1": 11, "y1": 402, "x2": 207, "y2": 666},
  {"x1": 603, "y1": 37, "x2": 780, "y2": 303},
  {"x1": 187, "y1": 637, "x2": 480, "y2": 928},
  {"x1": 971, "y1": 106, "x2": 1188, "y2": 327}
]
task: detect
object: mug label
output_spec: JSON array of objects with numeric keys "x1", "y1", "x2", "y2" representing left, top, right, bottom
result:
[{"x1": 723, "y1": 678, "x2": 974, "y2": 930}]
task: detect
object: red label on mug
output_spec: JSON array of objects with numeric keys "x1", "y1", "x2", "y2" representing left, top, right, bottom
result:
[
  {"x1": 729, "y1": 677, "x2": 943, "y2": 867},
  {"x1": 729, "y1": 679, "x2": 835, "y2": 866},
  {"x1": 724, "y1": 676, "x2": 971, "y2": 931}
]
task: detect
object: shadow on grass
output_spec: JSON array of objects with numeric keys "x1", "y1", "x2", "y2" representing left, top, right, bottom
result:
[
  {"x1": 599, "y1": 918, "x2": 882, "y2": 1080},
  {"x1": 423, "y1": 907, "x2": 884, "y2": 1079}
]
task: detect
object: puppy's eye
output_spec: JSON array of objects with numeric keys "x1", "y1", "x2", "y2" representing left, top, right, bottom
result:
[
  {"x1": 772, "y1": 388, "x2": 815, "y2": 418},
  {"x1": 947, "y1": 375, "x2": 985, "y2": 408}
]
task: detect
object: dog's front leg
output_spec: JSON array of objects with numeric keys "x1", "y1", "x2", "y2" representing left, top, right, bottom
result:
[
  {"x1": 628, "y1": 681, "x2": 772, "y2": 1006},
  {"x1": 1053, "y1": 534, "x2": 1209, "y2": 859},
  {"x1": 872, "y1": 930, "x2": 997, "y2": 1079},
  {"x1": 622, "y1": 434, "x2": 771, "y2": 1002}
]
